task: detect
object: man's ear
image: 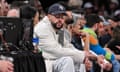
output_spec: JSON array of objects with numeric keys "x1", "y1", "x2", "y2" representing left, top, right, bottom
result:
[
  {"x1": 93, "y1": 23, "x2": 98, "y2": 29},
  {"x1": 47, "y1": 14, "x2": 50, "y2": 18},
  {"x1": 47, "y1": 14, "x2": 52, "y2": 21},
  {"x1": 95, "y1": 23, "x2": 98, "y2": 28}
]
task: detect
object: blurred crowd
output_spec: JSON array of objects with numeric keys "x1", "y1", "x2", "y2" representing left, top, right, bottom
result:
[{"x1": 0, "y1": 0, "x2": 120, "y2": 72}]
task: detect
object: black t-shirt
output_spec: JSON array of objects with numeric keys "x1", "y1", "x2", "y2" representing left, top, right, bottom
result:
[
  {"x1": 107, "y1": 39, "x2": 120, "y2": 54},
  {"x1": 71, "y1": 35, "x2": 83, "y2": 50}
]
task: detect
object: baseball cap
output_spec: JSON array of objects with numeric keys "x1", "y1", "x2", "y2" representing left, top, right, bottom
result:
[
  {"x1": 84, "y1": 2, "x2": 93, "y2": 8},
  {"x1": 48, "y1": 3, "x2": 66, "y2": 15},
  {"x1": 111, "y1": 0, "x2": 119, "y2": 5},
  {"x1": 114, "y1": 10, "x2": 120, "y2": 16},
  {"x1": 99, "y1": 16, "x2": 110, "y2": 25}
]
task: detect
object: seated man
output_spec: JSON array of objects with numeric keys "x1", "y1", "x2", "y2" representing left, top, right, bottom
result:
[{"x1": 34, "y1": 3, "x2": 92, "y2": 72}]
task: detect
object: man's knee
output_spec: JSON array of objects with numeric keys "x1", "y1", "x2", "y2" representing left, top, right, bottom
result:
[
  {"x1": 54, "y1": 57, "x2": 74, "y2": 67},
  {"x1": 53, "y1": 57, "x2": 75, "y2": 72},
  {"x1": 61, "y1": 57, "x2": 74, "y2": 64}
]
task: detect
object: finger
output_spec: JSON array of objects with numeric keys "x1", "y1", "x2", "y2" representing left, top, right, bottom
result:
[
  {"x1": 7, "y1": 62, "x2": 14, "y2": 67},
  {"x1": 8, "y1": 65, "x2": 14, "y2": 71},
  {"x1": 7, "y1": 62, "x2": 14, "y2": 71},
  {"x1": 6, "y1": 69, "x2": 14, "y2": 72},
  {"x1": 9, "y1": 71, "x2": 14, "y2": 72},
  {"x1": 7, "y1": 71, "x2": 14, "y2": 72},
  {"x1": 116, "y1": 45, "x2": 120, "y2": 50},
  {"x1": 4, "y1": 69, "x2": 10, "y2": 72}
]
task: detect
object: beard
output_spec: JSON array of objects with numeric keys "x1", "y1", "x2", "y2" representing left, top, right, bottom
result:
[{"x1": 51, "y1": 22, "x2": 63, "y2": 30}]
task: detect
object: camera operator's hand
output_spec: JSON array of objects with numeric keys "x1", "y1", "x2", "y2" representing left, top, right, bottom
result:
[{"x1": 0, "y1": 60, "x2": 14, "y2": 72}]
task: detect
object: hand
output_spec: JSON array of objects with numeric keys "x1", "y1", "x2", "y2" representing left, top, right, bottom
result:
[
  {"x1": 79, "y1": 31, "x2": 89, "y2": 37},
  {"x1": 97, "y1": 55, "x2": 112, "y2": 71},
  {"x1": 116, "y1": 45, "x2": 120, "y2": 50},
  {"x1": 97, "y1": 55, "x2": 105, "y2": 65},
  {"x1": 0, "y1": 60, "x2": 14, "y2": 72},
  {"x1": 85, "y1": 51, "x2": 98, "y2": 60}
]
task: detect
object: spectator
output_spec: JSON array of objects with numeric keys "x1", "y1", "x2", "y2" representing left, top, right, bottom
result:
[
  {"x1": 106, "y1": 26, "x2": 120, "y2": 55},
  {"x1": 19, "y1": 5, "x2": 46, "y2": 72},
  {"x1": 71, "y1": 17, "x2": 87, "y2": 50},
  {"x1": 83, "y1": 14, "x2": 120, "y2": 72},
  {"x1": 108, "y1": 16, "x2": 119, "y2": 29},
  {"x1": 68, "y1": 0, "x2": 83, "y2": 9},
  {"x1": 97, "y1": 16, "x2": 112, "y2": 47},
  {"x1": 107, "y1": 0, "x2": 119, "y2": 17},
  {"x1": 34, "y1": 3, "x2": 92, "y2": 72},
  {"x1": 29, "y1": 0, "x2": 46, "y2": 20},
  {"x1": 20, "y1": 5, "x2": 40, "y2": 51},
  {"x1": 83, "y1": 2, "x2": 94, "y2": 16}
]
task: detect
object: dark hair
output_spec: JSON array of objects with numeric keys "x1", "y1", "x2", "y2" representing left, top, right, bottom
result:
[
  {"x1": 113, "y1": 25, "x2": 120, "y2": 40},
  {"x1": 85, "y1": 14, "x2": 102, "y2": 27},
  {"x1": 109, "y1": 16, "x2": 120, "y2": 22},
  {"x1": 11, "y1": 1, "x2": 28, "y2": 9},
  {"x1": 20, "y1": 5, "x2": 37, "y2": 19}
]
